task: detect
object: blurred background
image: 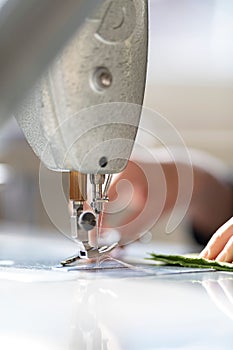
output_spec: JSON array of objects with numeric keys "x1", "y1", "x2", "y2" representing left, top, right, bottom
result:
[
  {"x1": 145, "y1": 0, "x2": 233, "y2": 165},
  {"x1": 0, "y1": 0, "x2": 232, "y2": 248}
]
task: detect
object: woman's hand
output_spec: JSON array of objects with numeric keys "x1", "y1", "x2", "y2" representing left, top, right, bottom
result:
[
  {"x1": 200, "y1": 217, "x2": 233, "y2": 263},
  {"x1": 99, "y1": 151, "x2": 232, "y2": 248}
]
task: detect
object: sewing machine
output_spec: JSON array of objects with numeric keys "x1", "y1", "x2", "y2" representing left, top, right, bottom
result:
[{"x1": 0, "y1": 1, "x2": 148, "y2": 264}]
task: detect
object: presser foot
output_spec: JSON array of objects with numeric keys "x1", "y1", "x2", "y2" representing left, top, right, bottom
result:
[{"x1": 60, "y1": 242, "x2": 118, "y2": 266}]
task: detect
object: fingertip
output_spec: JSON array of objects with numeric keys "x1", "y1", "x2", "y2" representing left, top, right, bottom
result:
[
  {"x1": 215, "y1": 252, "x2": 226, "y2": 262},
  {"x1": 199, "y1": 248, "x2": 209, "y2": 259}
]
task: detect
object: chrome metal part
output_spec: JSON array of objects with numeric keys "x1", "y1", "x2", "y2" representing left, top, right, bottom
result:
[
  {"x1": 70, "y1": 200, "x2": 96, "y2": 241},
  {"x1": 90, "y1": 174, "x2": 107, "y2": 214},
  {"x1": 89, "y1": 173, "x2": 113, "y2": 214},
  {"x1": 68, "y1": 173, "x2": 113, "y2": 265},
  {"x1": 69, "y1": 171, "x2": 97, "y2": 241},
  {"x1": 103, "y1": 174, "x2": 113, "y2": 199},
  {"x1": 78, "y1": 212, "x2": 96, "y2": 232},
  {"x1": 60, "y1": 242, "x2": 118, "y2": 266}
]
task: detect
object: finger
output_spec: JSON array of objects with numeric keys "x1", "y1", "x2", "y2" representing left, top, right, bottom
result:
[
  {"x1": 200, "y1": 217, "x2": 233, "y2": 260},
  {"x1": 216, "y1": 235, "x2": 233, "y2": 263},
  {"x1": 199, "y1": 248, "x2": 209, "y2": 259}
]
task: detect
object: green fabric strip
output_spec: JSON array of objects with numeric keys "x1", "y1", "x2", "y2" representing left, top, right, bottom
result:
[{"x1": 146, "y1": 253, "x2": 233, "y2": 272}]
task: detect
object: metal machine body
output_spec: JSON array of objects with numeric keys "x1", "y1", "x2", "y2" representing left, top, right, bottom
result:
[
  {"x1": 0, "y1": 0, "x2": 102, "y2": 126},
  {"x1": 14, "y1": 0, "x2": 149, "y2": 263}
]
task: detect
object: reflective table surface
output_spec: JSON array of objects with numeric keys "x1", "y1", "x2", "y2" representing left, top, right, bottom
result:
[{"x1": 0, "y1": 224, "x2": 233, "y2": 350}]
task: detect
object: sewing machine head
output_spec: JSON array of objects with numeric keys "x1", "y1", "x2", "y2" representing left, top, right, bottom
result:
[{"x1": 14, "y1": 0, "x2": 148, "y2": 264}]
